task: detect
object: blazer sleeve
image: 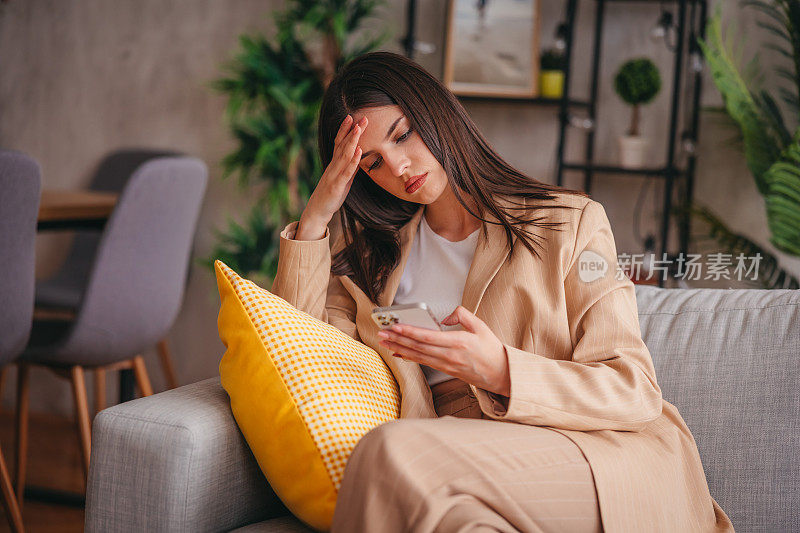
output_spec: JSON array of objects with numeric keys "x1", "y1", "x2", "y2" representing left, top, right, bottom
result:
[
  {"x1": 270, "y1": 221, "x2": 360, "y2": 341},
  {"x1": 473, "y1": 200, "x2": 663, "y2": 432}
]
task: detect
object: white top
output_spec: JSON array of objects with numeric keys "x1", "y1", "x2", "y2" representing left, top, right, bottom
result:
[{"x1": 392, "y1": 214, "x2": 480, "y2": 386}]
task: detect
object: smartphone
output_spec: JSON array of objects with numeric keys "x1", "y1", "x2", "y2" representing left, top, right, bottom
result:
[{"x1": 371, "y1": 303, "x2": 442, "y2": 331}]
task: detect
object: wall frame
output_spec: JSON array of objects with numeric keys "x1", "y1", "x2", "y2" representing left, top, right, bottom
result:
[{"x1": 443, "y1": 0, "x2": 540, "y2": 98}]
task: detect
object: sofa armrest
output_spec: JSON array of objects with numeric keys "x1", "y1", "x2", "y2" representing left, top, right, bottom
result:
[{"x1": 85, "y1": 377, "x2": 289, "y2": 532}]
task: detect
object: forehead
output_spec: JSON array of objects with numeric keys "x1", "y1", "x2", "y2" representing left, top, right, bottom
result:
[{"x1": 351, "y1": 105, "x2": 403, "y2": 126}]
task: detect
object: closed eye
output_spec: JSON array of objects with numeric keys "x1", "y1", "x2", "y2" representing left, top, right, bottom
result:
[{"x1": 367, "y1": 129, "x2": 413, "y2": 172}]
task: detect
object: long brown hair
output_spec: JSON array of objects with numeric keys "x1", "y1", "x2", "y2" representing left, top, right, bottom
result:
[{"x1": 318, "y1": 52, "x2": 587, "y2": 303}]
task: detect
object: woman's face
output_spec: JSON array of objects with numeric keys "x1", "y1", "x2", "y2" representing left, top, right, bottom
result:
[{"x1": 352, "y1": 105, "x2": 448, "y2": 204}]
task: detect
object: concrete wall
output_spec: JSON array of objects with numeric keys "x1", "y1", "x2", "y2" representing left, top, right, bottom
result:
[{"x1": 1, "y1": 0, "x2": 797, "y2": 414}]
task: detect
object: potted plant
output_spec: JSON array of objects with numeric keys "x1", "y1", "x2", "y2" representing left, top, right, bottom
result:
[
  {"x1": 209, "y1": 1, "x2": 386, "y2": 280},
  {"x1": 539, "y1": 48, "x2": 565, "y2": 99},
  {"x1": 613, "y1": 58, "x2": 662, "y2": 168},
  {"x1": 693, "y1": 0, "x2": 800, "y2": 284}
]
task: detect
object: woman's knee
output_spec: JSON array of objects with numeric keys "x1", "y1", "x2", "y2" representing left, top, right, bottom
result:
[
  {"x1": 344, "y1": 419, "x2": 437, "y2": 483},
  {"x1": 351, "y1": 419, "x2": 424, "y2": 461}
]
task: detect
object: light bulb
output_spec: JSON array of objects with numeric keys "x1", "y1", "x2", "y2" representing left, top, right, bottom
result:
[
  {"x1": 690, "y1": 52, "x2": 703, "y2": 72},
  {"x1": 650, "y1": 11, "x2": 673, "y2": 44},
  {"x1": 414, "y1": 41, "x2": 435, "y2": 55},
  {"x1": 554, "y1": 23, "x2": 568, "y2": 52},
  {"x1": 650, "y1": 26, "x2": 666, "y2": 41},
  {"x1": 568, "y1": 115, "x2": 594, "y2": 131}
]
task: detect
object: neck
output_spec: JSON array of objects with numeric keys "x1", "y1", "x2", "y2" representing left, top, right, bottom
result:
[{"x1": 423, "y1": 186, "x2": 481, "y2": 241}]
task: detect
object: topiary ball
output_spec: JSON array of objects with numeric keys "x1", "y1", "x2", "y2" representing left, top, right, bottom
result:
[{"x1": 614, "y1": 58, "x2": 662, "y2": 106}]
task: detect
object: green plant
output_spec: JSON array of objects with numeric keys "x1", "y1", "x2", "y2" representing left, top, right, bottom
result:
[
  {"x1": 699, "y1": 1, "x2": 800, "y2": 261},
  {"x1": 613, "y1": 58, "x2": 662, "y2": 135},
  {"x1": 209, "y1": 0, "x2": 387, "y2": 279},
  {"x1": 676, "y1": 203, "x2": 799, "y2": 288},
  {"x1": 540, "y1": 49, "x2": 564, "y2": 71}
]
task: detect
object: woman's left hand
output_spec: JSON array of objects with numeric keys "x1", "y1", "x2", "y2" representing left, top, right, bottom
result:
[{"x1": 377, "y1": 305, "x2": 511, "y2": 396}]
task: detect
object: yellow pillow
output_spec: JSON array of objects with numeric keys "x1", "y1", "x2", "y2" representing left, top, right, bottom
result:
[{"x1": 214, "y1": 261, "x2": 400, "y2": 531}]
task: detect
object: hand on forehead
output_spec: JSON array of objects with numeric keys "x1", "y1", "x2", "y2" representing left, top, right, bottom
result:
[{"x1": 351, "y1": 106, "x2": 406, "y2": 156}]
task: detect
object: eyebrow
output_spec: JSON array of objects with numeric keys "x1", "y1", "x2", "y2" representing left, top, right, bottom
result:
[{"x1": 360, "y1": 115, "x2": 404, "y2": 160}]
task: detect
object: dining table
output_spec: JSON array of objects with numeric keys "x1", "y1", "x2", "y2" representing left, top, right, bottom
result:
[{"x1": 37, "y1": 190, "x2": 118, "y2": 230}]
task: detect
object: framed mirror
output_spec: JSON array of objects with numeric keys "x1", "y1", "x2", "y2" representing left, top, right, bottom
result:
[{"x1": 443, "y1": 0, "x2": 541, "y2": 98}]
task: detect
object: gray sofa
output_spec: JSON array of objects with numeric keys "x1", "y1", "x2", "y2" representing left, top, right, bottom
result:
[{"x1": 85, "y1": 286, "x2": 800, "y2": 532}]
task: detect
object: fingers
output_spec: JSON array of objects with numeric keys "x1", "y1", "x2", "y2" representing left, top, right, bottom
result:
[
  {"x1": 441, "y1": 306, "x2": 480, "y2": 332},
  {"x1": 379, "y1": 330, "x2": 451, "y2": 356},
  {"x1": 380, "y1": 325, "x2": 465, "y2": 349},
  {"x1": 345, "y1": 117, "x2": 367, "y2": 157},
  {"x1": 379, "y1": 339, "x2": 442, "y2": 367},
  {"x1": 343, "y1": 146, "x2": 362, "y2": 182},
  {"x1": 344, "y1": 121, "x2": 363, "y2": 157},
  {"x1": 333, "y1": 115, "x2": 353, "y2": 145},
  {"x1": 333, "y1": 116, "x2": 367, "y2": 160}
]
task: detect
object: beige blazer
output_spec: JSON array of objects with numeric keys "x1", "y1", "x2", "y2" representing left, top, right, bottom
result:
[{"x1": 271, "y1": 193, "x2": 734, "y2": 532}]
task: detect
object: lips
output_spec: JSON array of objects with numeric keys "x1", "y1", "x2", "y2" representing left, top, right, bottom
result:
[{"x1": 405, "y1": 172, "x2": 428, "y2": 194}]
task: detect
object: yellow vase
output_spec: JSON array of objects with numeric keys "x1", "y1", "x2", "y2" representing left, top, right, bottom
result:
[{"x1": 540, "y1": 70, "x2": 564, "y2": 99}]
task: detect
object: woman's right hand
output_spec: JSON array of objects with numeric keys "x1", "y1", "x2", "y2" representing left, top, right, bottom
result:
[{"x1": 296, "y1": 115, "x2": 366, "y2": 241}]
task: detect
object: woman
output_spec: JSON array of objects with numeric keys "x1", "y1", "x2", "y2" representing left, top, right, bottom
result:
[{"x1": 271, "y1": 52, "x2": 733, "y2": 532}]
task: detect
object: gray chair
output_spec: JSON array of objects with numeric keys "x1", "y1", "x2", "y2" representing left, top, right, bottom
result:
[
  {"x1": 35, "y1": 149, "x2": 179, "y2": 309},
  {"x1": 16, "y1": 156, "x2": 207, "y2": 500},
  {"x1": 0, "y1": 149, "x2": 42, "y2": 533},
  {"x1": 35, "y1": 149, "x2": 183, "y2": 390}
]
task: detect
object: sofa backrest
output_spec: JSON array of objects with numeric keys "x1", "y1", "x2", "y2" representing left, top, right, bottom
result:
[{"x1": 634, "y1": 286, "x2": 799, "y2": 533}]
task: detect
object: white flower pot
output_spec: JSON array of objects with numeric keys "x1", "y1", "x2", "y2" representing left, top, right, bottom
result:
[{"x1": 618, "y1": 136, "x2": 650, "y2": 169}]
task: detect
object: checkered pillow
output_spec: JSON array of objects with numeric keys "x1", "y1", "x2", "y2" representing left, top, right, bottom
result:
[{"x1": 214, "y1": 261, "x2": 400, "y2": 531}]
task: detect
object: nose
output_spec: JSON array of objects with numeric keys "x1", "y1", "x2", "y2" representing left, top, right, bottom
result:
[{"x1": 383, "y1": 150, "x2": 410, "y2": 178}]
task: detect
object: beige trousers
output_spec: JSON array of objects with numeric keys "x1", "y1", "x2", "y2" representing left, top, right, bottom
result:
[{"x1": 331, "y1": 379, "x2": 602, "y2": 533}]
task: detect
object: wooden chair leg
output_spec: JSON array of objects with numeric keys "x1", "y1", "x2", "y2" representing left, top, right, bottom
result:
[
  {"x1": 94, "y1": 368, "x2": 106, "y2": 416},
  {"x1": 131, "y1": 356, "x2": 154, "y2": 397},
  {"x1": 69, "y1": 366, "x2": 92, "y2": 484},
  {"x1": 157, "y1": 338, "x2": 179, "y2": 390},
  {"x1": 0, "y1": 445, "x2": 24, "y2": 533},
  {"x1": 14, "y1": 364, "x2": 29, "y2": 506},
  {"x1": 0, "y1": 366, "x2": 8, "y2": 413}
]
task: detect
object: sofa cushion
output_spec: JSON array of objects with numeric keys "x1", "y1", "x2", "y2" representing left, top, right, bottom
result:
[
  {"x1": 231, "y1": 516, "x2": 314, "y2": 532},
  {"x1": 634, "y1": 286, "x2": 800, "y2": 533},
  {"x1": 214, "y1": 261, "x2": 401, "y2": 531},
  {"x1": 85, "y1": 378, "x2": 289, "y2": 533}
]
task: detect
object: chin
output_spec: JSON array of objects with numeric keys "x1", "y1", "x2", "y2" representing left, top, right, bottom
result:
[
  {"x1": 403, "y1": 189, "x2": 437, "y2": 205},
  {"x1": 419, "y1": 182, "x2": 448, "y2": 204}
]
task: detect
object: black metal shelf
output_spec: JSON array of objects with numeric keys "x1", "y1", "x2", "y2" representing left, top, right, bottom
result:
[
  {"x1": 457, "y1": 95, "x2": 591, "y2": 108},
  {"x1": 599, "y1": 0, "x2": 690, "y2": 3},
  {"x1": 554, "y1": 0, "x2": 708, "y2": 287},
  {"x1": 561, "y1": 163, "x2": 680, "y2": 177}
]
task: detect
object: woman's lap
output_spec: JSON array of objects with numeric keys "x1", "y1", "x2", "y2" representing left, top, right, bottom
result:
[{"x1": 331, "y1": 381, "x2": 602, "y2": 533}]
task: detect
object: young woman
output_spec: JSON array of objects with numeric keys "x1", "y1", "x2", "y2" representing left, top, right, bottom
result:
[{"x1": 271, "y1": 52, "x2": 733, "y2": 533}]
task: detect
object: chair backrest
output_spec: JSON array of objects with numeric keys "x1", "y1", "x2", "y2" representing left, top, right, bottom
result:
[
  {"x1": 634, "y1": 285, "x2": 800, "y2": 533},
  {"x1": 36, "y1": 149, "x2": 181, "y2": 308},
  {"x1": 89, "y1": 149, "x2": 181, "y2": 193},
  {"x1": 55, "y1": 157, "x2": 207, "y2": 365},
  {"x1": 0, "y1": 150, "x2": 41, "y2": 364}
]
